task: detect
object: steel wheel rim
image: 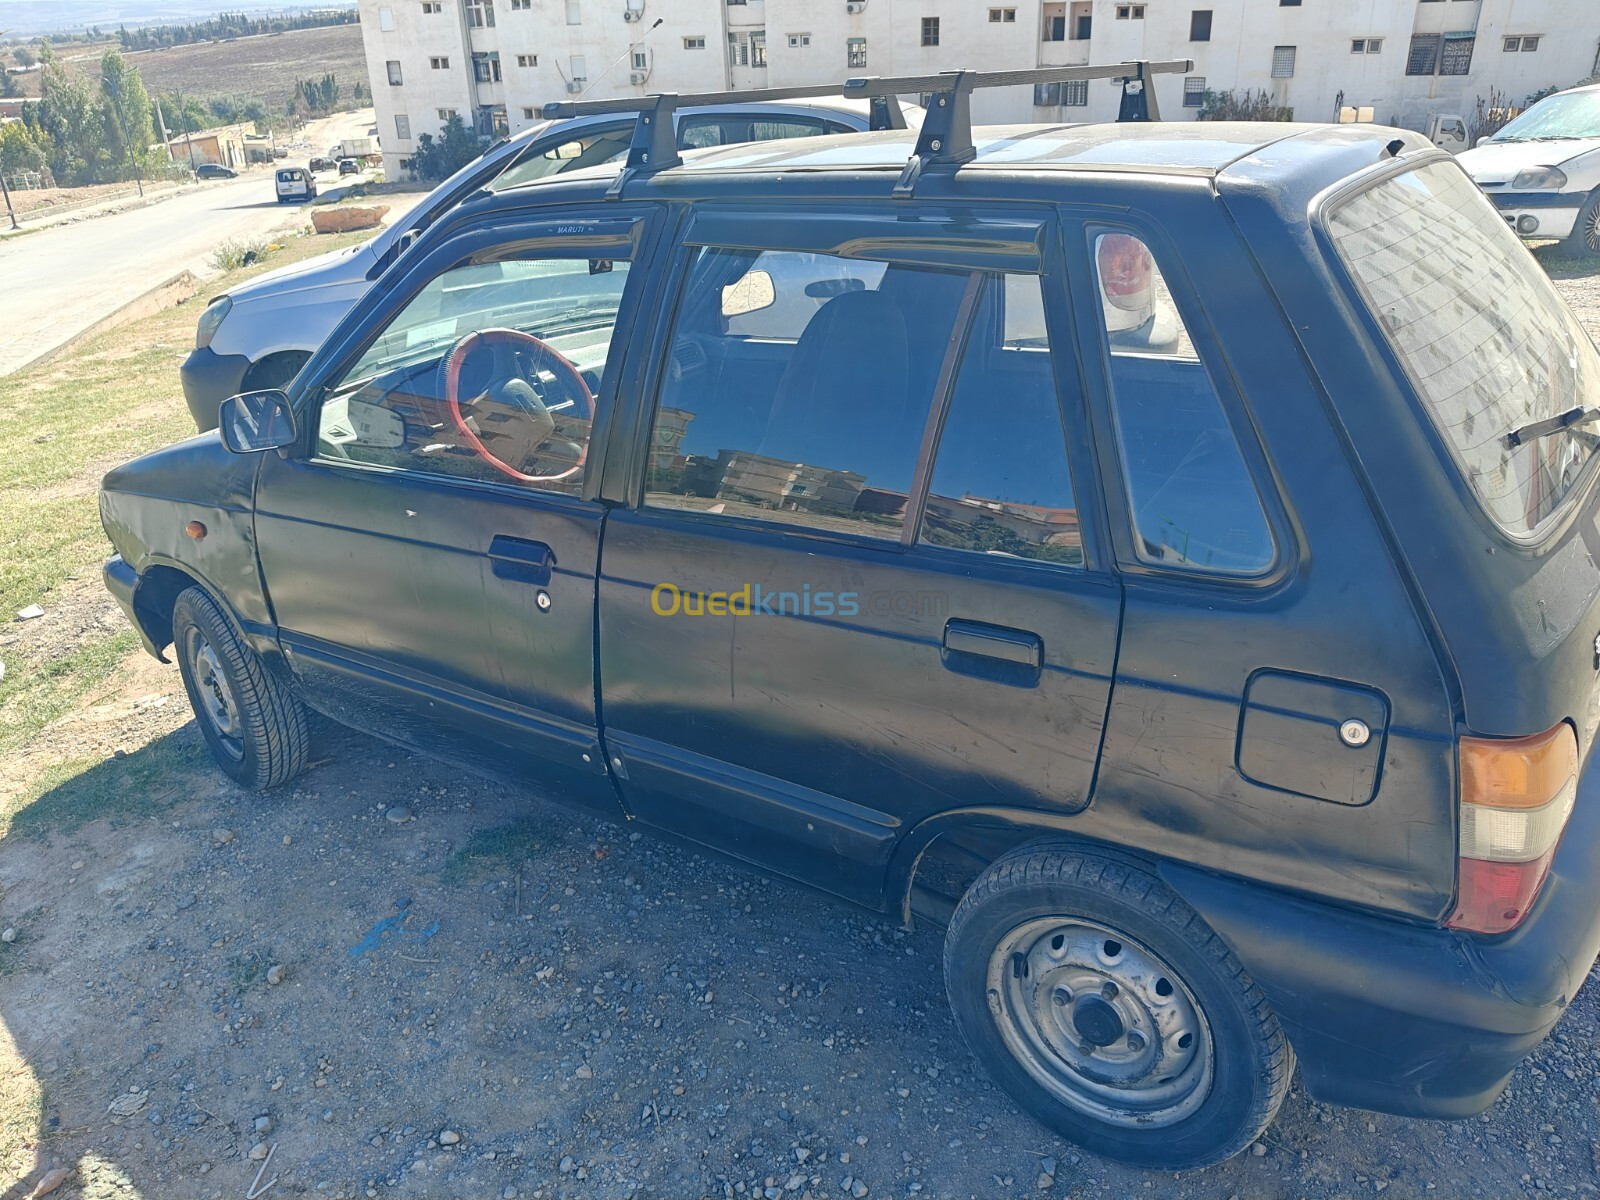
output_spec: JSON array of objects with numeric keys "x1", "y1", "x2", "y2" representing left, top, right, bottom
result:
[
  {"x1": 986, "y1": 917, "x2": 1213, "y2": 1128},
  {"x1": 186, "y1": 630, "x2": 244, "y2": 760},
  {"x1": 1585, "y1": 205, "x2": 1600, "y2": 254}
]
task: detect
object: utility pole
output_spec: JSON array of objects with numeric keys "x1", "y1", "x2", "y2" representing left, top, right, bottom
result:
[
  {"x1": 103, "y1": 71, "x2": 145, "y2": 197},
  {"x1": 0, "y1": 173, "x2": 18, "y2": 231}
]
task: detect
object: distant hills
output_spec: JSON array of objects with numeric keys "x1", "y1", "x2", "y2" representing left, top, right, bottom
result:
[{"x1": 0, "y1": 2, "x2": 356, "y2": 39}]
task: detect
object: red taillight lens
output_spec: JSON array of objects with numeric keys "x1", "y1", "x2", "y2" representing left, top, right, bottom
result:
[
  {"x1": 1096, "y1": 233, "x2": 1153, "y2": 311},
  {"x1": 1447, "y1": 725, "x2": 1578, "y2": 935}
]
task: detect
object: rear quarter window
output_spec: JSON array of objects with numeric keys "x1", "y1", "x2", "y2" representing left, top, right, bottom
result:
[{"x1": 1327, "y1": 159, "x2": 1600, "y2": 537}]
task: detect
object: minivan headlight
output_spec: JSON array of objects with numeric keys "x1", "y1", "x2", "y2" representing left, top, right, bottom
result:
[
  {"x1": 1511, "y1": 166, "x2": 1568, "y2": 191},
  {"x1": 195, "y1": 295, "x2": 233, "y2": 350}
]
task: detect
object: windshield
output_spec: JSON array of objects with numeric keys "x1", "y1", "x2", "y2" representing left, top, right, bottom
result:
[
  {"x1": 1489, "y1": 90, "x2": 1600, "y2": 142},
  {"x1": 1328, "y1": 160, "x2": 1600, "y2": 537}
]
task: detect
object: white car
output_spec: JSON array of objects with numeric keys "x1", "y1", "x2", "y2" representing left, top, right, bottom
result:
[
  {"x1": 1457, "y1": 82, "x2": 1600, "y2": 255},
  {"x1": 181, "y1": 98, "x2": 920, "y2": 431}
]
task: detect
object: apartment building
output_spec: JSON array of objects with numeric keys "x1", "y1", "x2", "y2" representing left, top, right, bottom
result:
[{"x1": 358, "y1": 0, "x2": 1600, "y2": 178}]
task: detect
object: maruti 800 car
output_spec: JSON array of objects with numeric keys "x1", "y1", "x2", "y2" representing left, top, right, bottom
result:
[{"x1": 100, "y1": 72, "x2": 1600, "y2": 1169}]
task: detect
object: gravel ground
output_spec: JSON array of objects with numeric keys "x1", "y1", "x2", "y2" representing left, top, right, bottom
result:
[{"x1": 4, "y1": 260, "x2": 1600, "y2": 1200}]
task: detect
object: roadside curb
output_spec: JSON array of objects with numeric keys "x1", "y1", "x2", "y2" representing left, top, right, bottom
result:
[
  {"x1": 5, "y1": 270, "x2": 201, "y2": 379},
  {"x1": 13, "y1": 183, "x2": 192, "y2": 232}
]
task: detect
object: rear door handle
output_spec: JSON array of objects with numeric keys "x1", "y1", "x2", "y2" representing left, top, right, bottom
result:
[
  {"x1": 942, "y1": 619, "x2": 1043, "y2": 669},
  {"x1": 488, "y1": 535, "x2": 554, "y2": 586}
]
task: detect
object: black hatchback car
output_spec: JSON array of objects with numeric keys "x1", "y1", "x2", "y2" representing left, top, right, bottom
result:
[{"x1": 100, "y1": 70, "x2": 1600, "y2": 1169}]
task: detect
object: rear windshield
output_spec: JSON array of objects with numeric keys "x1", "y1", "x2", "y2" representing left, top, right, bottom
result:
[{"x1": 1328, "y1": 160, "x2": 1600, "y2": 536}]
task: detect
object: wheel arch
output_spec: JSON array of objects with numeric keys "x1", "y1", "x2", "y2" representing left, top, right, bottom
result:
[{"x1": 240, "y1": 349, "x2": 313, "y2": 393}]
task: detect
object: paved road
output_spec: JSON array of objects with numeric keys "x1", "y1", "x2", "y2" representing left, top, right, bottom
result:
[{"x1": 0, "y1": 110, "x2": 395, "y2": 378}]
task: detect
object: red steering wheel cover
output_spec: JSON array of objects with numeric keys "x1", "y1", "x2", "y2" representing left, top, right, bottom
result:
[{"x1": 442, "y1": 327, "x2": 594, "y2": 484}]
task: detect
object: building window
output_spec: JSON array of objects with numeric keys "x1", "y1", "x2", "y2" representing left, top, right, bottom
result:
[
  {"x1": 989, "y1": 8, "x2": 1017, "y2": 22},
  {"x1": 517, "y1": 53, "x2": 537, "y2": 66},
  {"x1": 510, "y1": 0, "x2": 530, "y2": 7},
  {"x1": 437, "y1": 107, "x2": 457, "y2": 120},
  {"x1": 1406, "y1": 33, "x2": 1439, "y2": 74},
  {"x1": 378, "y1": 6, "x2": 395, "y2": 30},
  {"x1": 1280, "y1": 0, "x2": 1301, "y2": 5},
  {"x1": 1440, "y1": 35, "x2": 1474, "y2": 75},
  {"x1": 1505, "y1": 35, "x2": 1541, "y2": 52},
  {"x1": 1115, "y1": 4, "x2": 1145, "y2": 18},
  {"x1": 386, "y1": 59, "x2": 403, "y2": 85},
  {"x1": 1271, "y1": 44, "x2": 1296, "y2": 77},
  {"x1": 847, "y1": 36, "x2": 867, "y2": 67},
  {"x1": 728, "y1": 0, "x2": 747, "y2": 5},
  {"x1": 566, "y1": 0, "x2": 581, "y2": 23},
  {"x1": 421, "y1": 0, "x2": 441, "y2": 10},
  {"x1": 632, "y1": 50, "x2": 649, "y2": 70},
  {"x1": 522, "y1": 106, "x2": 536, "y2": 118},
  {"x1": 429, "y1": 56, "x2": 449, "y2": 69},
  {"x1": 473, "y1": 51, "x2": 503, "y2": 83},
  {"x1": 728, "y1": 32, "x2": 748, "y2": 66},
  {"x1": 922, "y1": 16, "x2": 940, "y2": 45},
  {"x1": 1352, "y1": 37, "x2": 1382, "y2": 53},
  {"x1": 466, "y1": 0, "x2": 495, "y2": 27},
  {"x1": 1183, "y1": 76, "x2": 1205, "y2": 107},
  {"x1": 1189, "y1": 9, "x2": 1211, "y2": 41},
  {"x1": 750, "y1": 31, "x2": 767, "y2": 66},
  {"x1": 684, "y1": 35, "x2": 706, "y2": 48},
  {"x1": 1034, "y1": 80, "x2": 1087, "y2": 106},
  {"x1": 570, "y1": 54, "x2": 587, "y2": 83},
  {"x1": 1043, "y1": 12, "x2": 1065, "y2": 40},
  {"x1": 788, "y1": 32, "x2": 811, "y2": 46},
  {"x1": 394, "y1": 113, "x2": 411, "y2": 140}
]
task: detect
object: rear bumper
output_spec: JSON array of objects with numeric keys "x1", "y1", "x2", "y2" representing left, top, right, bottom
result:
[
  {"x1": 1163, "y1": 751, "x2": 1600, "y2": 1119},
  {"x1": 1486, "y1": 191, "x2": 1582, "y2": 240},
  {"x1": 180, "y1": 346, "x2": 252, "y2": 433}
]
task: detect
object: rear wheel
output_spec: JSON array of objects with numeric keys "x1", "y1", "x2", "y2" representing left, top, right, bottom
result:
[
  {"x1": 1564, "y1": 192, "x2": 1600, "y2": 257},
  {"x1": 172, "y1": 586, "x2": 309, "y2": 789},
  {"x1": 943, "y1": 845, "x2": 1292, "y2": 1169}
]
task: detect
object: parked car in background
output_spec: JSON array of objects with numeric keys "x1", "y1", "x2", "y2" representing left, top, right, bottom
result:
[
  {"x1": 194, "y1": 163, "x2": 238, "y2": 180},
  {"x1": 107, "y1": 89, "x2": 1600, "y2": 1169},
  {"x1": 337, "y1": 158, "x2": 360, "y2": 176},
  {"x1": 179, "y1": 97, "x2": 923, "y2": 430},
  {"x1": 309, "y1": 156, "x2": 336, "y2": 172},
  {"x1": 1458, "y1": 81, "x2": 1600, "y2": 254},
  {"x1": 274, "y1": 167, "x2": 317, "y2": 204}
]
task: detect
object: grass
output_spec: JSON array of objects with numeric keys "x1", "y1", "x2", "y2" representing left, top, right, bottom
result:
[
  {"x1": 442, "y1": 818, "x2": 548, "y2": 884},
  {"x1": 8, "y1": 733, "x2": 203, "y2": 840},
  {"x1": 0, "y1": 225, "x2": 376, "y2": 811},
  {"x1": 209, "y1": 237, "x2": 281, "y2": 271}
]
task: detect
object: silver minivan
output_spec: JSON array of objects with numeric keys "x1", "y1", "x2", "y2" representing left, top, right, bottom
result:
[{"x1": 273, "y1": 166, "x2": 317, "y2": 205}]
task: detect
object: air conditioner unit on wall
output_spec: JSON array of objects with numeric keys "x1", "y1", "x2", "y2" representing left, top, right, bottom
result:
[
  {"x1": 623, "y1": 8, "x2": 640, "y2": 20},
  {"x1": 566, "y1": 79, "x2": 584, "y2": 93},
  {"x1": 630, "y1": 71, "x2": 648, "y2": 83},
  {"x1": 846, "y1": 0, "x2": 865, "y2": 11}
]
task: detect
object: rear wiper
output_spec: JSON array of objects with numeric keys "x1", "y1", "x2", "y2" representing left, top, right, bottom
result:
[{"x1": 1504, "y1": 405, "x2": 1600, "y2": 448}]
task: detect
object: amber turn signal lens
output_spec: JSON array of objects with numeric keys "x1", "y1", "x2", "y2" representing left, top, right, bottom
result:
[
  {"x1": 185, "y1": 521, "x2": 207, "y2": 540},
  {"x1": 1460, "y1": 725, "x2": 1577, "y2": 811}
]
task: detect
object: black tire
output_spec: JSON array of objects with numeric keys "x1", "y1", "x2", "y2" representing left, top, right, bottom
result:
[
  {"x1": 172, "y1": 586, "x2": 309, "y2": 789},
  {"x1": 944, "y1": 845, "x2": 1293, "y2": 1169},
  {"x1": 1564, "y1": 192, "x2": 1600, "y2": 257}
]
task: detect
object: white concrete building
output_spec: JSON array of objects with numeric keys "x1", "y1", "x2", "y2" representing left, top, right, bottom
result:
[{"x1": 358, "y1": 0, "x2": 1600, "y2": 178}]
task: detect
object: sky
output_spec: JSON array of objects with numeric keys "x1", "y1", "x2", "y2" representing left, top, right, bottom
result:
[{"x1": 0, "y1": 2, "x2": 354, "y2": 39}]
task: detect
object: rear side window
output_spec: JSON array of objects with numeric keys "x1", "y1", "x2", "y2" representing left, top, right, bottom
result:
[
  {"x1": 491, "y1": 126, "x2": 633, "y2": 190},
  {"x1": 644, "y1": 247, "x2": 972, "y2": 541},
  {"x1": 1328, "y1": 160, "x2": 1600, "y2": 536},
  {"x1": 1092, "y1": 233, "x2": 1276, "y2": 575}
]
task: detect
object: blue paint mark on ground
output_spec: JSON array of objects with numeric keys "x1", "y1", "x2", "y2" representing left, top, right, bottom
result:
[{"x1": 349, "y1": 912, "x2": 440, "y2": 958}]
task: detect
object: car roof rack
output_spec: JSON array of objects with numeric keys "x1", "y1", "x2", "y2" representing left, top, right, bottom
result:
[{"x1": 541, "y1": 59, "x2": 1191, "y2": 198}]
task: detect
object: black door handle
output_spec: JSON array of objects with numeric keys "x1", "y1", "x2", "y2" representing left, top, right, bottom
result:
[
  {"x1": 943, "y1": 619, "x2": 1043, "y2": 669},
  {"x1": 488, "y1": 535, "x2": 554, "y2": 585}
]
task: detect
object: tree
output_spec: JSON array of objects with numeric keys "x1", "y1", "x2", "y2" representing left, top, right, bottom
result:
[
  {"x1": 0, "y1": 122, "x2": 48, "y2": 178},
  {"x1": 1196, "y1": 89, "x2": 1294, "y2": 122},
  {"x1": 37, "y1": 42, "x2": 107, "y2": 185},
  {"x1": 99, "y1": 49, "x2": 156, "y2": 180},
  {"x1": 12, "y1": 46, "x2": 37, "y2": 68},
  {"x1": 409, "y1": 115, "x2": 485, "y2": 182}
]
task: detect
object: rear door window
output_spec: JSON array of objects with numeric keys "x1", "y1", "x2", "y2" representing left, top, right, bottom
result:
[
  {"x1": 1092, "y1": 232, "x2": 1275, "y2": 575},
  {"x1": 490, "y1": 124, "x2": 634, "y2": 190},
  {"x1": 1327, "y1": 159, "x2": 1600, "y2": 537}
]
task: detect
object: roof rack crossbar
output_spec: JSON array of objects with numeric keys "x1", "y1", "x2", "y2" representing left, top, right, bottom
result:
[
  {"x1": 843, "y1": 59, "x2": 1191, "y2": 197},
  {"x1": 535, "y1": 59, "x2": 1190, "y2": 198}
]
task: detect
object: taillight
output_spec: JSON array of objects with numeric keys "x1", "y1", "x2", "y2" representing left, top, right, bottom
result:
[{"x1": 1447, "y1": 724, "x2": 1578, "y2": 935}]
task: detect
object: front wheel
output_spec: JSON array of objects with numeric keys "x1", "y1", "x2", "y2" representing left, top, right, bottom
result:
[
  {"x1": 943, "y1": 845, "x2": 1293, "y2": 1169},
  {"x1": 1564, "y1": 192, "x2": 1600, "y2": 257},
  {"x1": 172, "y1": 586, "x2": 310, "y2": 789}
]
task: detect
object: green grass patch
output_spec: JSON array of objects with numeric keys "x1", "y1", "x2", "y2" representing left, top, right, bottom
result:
[
  {"x1": 0, "y1": 631, "x2": 138, "y2": 758},
  {"x1": 7, "y1": 732, "x2": 203, "y2": 839},
  {"x1": 442, "y1": 818, "x2": 548, "y2": 884}
]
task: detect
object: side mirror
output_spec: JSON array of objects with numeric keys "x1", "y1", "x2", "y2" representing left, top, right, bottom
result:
[{"x1": 218, "y1": 389, "x2": 297, "y2": 454}]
